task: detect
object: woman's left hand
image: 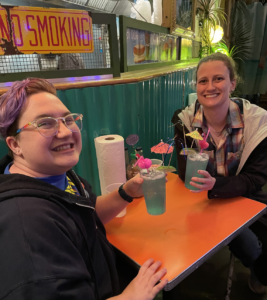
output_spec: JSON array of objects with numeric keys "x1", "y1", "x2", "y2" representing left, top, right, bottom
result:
[
  {"x1": 123, "y1": 174, "x2": 144, "y2": 198},
  {"x1": 190, "y1": 170, "x2": 216, "y2": 193}
]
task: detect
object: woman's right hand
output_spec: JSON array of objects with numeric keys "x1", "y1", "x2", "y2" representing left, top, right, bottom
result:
[{"x1": 120, "y1": 259, "x2": 168, "y2": 300}]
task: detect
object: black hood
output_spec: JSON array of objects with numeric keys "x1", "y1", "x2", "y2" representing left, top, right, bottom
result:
[{"x1": 0, "y1": 155, "x2": 94, "y2": 209}]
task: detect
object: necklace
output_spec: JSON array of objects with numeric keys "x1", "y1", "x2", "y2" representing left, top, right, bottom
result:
[{"x1": 207, "y1": 122, "x2": 225, "y2": 134}]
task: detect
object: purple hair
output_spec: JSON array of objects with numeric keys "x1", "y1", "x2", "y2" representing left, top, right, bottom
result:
[{"x1": 0, "y1": 78, "x2": 57, "y2": 139}]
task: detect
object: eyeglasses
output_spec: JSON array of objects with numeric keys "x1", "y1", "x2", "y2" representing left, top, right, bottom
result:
[{"x1": 14, "y1": 113, "x2": 83, "y2": 138}]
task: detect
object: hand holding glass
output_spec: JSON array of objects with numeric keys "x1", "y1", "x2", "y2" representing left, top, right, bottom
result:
[
  {"x1": 140, "y1": 169, "x2": 166, "y2": 215},
  {"x1": 185, "y1": 152, "x2": 209, "y2": 190}
]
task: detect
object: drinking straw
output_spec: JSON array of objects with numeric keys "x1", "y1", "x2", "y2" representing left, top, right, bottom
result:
[
  {"x1": 182, "y1": 123, "x2": 187, "y2": 148},
  {"x1": 199, "y1": 127, "x2": 210, "y2": 155},
  {"x1": 134, "y1": 154, "x2": 142, "y2": 167},
  {"x1": 177, "y1": 139, "x2": 186, "y2": 160},
  {"x1": 168, "y1": 151, "x2": 173, "y2": 166},
  {"x1": 169, "y1": 121, "x2": 187, "y2": 148}
]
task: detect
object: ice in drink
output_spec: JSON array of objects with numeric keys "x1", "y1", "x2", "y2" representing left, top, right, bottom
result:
[
  {"x1": 185, "y1": 152, "x2": 209, "y2": 190},
  {"x1": 140, "y1": 169, "x2": 166, "y2": 215}
]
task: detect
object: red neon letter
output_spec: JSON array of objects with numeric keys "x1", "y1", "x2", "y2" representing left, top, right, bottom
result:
[
  {"x1": 68, "y1": 17, "x2": 72, "y2": 46},
  {"x1": 0, "y1": 15, "x2": 10, "y2": 40},
  {"x1": 10, "y1": 14, "x2": 23, "y2": 47},
  {"x1": 72, "y1": 17, "x2": 81, "y2": 46},
  {"x1": 37, "y1": 16, "x2": 50, "y2": 46},
  {"x1": 59, "y1": 16, "x2": 69, "y2": 46},
  {"x1": 81, "y1": 18, "x2": 89, "y2": 46},
  {"x1": 26, "y1": 15, "x2": 38, "y2": 46},
  {"x1": 49, "y1": 16, "x2": 59, "y2": 46}
]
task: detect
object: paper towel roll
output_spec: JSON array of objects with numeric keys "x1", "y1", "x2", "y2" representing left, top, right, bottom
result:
[{"x1": 94, "y1": 135, "x2": 127, "y2": 195}]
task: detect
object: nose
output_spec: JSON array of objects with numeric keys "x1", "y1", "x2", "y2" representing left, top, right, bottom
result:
[
  {"x1": 55, "y1": 119, "x2": 72, "y2": 138},
  {"x1": 207, "y1": 80, "x2": 216, "y2": 91}
]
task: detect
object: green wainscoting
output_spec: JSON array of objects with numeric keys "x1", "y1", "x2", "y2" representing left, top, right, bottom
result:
[{"x1": 0, "y1": 67, "x2": 196, "y2": 195}]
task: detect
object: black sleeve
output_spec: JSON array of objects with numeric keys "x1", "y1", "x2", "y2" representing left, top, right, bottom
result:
[
  {"x1": 208, "y1": 137, "x2": 267, "y2": 199},
  {"x1": 0, "y1": 197, "x2": 96, "y2": 300}
]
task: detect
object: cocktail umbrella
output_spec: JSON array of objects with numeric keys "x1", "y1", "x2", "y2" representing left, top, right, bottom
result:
[
  {"x1": 151, "y1": 142, "x2": 174, "y2": 154},
  {"x1": 185, "y1": 129, "x2": 203, "y2": 140},
  {"x1": 185, "y1": 129, "x2": 203, "y2": 148},
  {"x1": 151, "y1": 140, "x2": 174, "y2": 166}
]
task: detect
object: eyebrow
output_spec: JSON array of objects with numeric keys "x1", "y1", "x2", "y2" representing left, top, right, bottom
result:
[
  {"x1": 198, "y1": 74, "x2": 225, "y2": 80},
  {"x1": 34, "y1": 111, "x2": 71, "y2": 120}
]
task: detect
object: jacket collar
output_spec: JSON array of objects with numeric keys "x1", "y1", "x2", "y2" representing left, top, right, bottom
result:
[{"x1": 191, "y1": 99, "x2": 244, "y2": 131}]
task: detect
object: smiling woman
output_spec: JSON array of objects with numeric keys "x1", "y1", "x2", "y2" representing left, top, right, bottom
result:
[
  {"x1": 171, "y1": 52, "x2": 267, "y2": 294},
  {"x1": 0, "y1": 78, "x2": 168, "y2": 300}
]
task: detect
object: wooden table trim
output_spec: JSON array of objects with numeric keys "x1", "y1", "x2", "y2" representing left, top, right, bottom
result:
[{"x1": 0, "y1": 60, "x2": 198, "y2": 95}]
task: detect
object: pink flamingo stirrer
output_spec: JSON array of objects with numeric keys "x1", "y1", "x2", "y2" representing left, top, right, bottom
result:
[
  {"x1": 199, "y1": 128, "x2": 210, "y2": 154},
  {"x1": 134, "y1": 154, "x2": 152, "y2": 172}
]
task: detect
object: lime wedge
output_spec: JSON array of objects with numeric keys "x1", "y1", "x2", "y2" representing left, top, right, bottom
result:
[
  {"x1": 156, "y1": 166, "x2": 177, "y2": 173},
  {"x1": 179, "y1": 148, "x2": 197, "y2": 155}
]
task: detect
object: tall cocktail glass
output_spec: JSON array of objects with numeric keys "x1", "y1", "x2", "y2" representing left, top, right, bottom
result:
[
  {"x1": 140, "y1": 169, "x2": 166, "y2": 215},
  {"x1": 185, "y1": 151, "x2": 209, "y2": 190}
]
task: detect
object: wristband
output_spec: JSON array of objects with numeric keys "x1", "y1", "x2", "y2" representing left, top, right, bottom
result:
[{"x1": 118, "y1": 184, "x2": 133, "y2": 203}]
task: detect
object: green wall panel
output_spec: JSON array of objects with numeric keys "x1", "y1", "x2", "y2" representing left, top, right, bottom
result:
[
  {"x1": 0, "y1": 67, "x2": 196, "y2": 196},
  {"x1": 0, "y1": 141, "x2": 7, "y2": 158}
]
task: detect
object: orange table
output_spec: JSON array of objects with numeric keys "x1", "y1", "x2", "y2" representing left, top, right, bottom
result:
[{"x1": 105, "y1": 173, "x2": 266, "y2": 293}]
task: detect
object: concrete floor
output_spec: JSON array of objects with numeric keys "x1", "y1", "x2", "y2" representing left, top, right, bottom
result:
[{"x1": 156, "y1": 246, "x2": 267, "y2": 300}]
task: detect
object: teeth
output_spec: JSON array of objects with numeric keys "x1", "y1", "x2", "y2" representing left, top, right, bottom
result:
[
  {"x1": 54, "y1": 144, "x2": 72, "y2": 151},
  {"x1": 205, "y1": 94, "x2": 218, "y2": 98}
]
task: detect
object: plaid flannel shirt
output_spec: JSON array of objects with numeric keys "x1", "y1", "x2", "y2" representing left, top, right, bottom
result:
[{"x1": 191, "y1": 99, "x2": 245, "y2": 177}]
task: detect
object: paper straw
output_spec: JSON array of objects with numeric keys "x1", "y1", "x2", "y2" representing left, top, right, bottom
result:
[{"x1": 168, "y1": 151, "x2": 173, "y2": 166}]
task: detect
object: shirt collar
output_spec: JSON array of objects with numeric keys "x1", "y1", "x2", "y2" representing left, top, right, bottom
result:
[{"x1": 191, "y1": 100, "x2": 244, "y2": 130}]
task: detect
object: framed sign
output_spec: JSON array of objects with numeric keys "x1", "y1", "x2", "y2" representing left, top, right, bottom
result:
[
  {"x1": 162, "y1": 0, "x2": 199, "y2": 40},
  {"x1": 172, "y1": 0, "x2": 197, "y2": 36},
  {"x1": 0, "y1": 5, "x2": 94, "y2": 55}
]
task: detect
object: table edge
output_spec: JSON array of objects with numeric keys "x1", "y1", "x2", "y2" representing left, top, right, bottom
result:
[{"x1": 163, "y1": 206, "x2": 267, "y2": 291}]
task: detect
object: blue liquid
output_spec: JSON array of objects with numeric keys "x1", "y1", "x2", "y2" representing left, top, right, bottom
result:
[
  {"x1": 185, "y1": 153, "x2": 209, "y2": 190},
  {"x1": 141, "y1": 171, "x2": 166, "y2": 215}
]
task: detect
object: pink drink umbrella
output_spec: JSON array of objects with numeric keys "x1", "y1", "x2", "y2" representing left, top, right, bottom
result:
[
  {"x1": 151, "y1": 141, "x2": 174, "y2": 154},
  {"x1": 151, "y1": 140, "x2": 174, "y2": 166}
]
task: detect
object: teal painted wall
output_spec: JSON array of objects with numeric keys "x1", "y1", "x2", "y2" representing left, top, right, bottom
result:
[{"x1": 0, "y1": 67, "x2": 196, "y2": 195}]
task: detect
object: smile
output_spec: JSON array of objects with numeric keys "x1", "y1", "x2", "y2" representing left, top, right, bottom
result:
[
  {"x1": 204, "y1": 94, "x2": 219, "y2": 98},
  {"x1": 53, "y1": 143, "x2": 74, "y2": 152}
]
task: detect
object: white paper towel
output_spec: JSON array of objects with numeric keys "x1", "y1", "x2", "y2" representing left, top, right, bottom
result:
[{"x1": 94, "y1": 135, "x2": 126, "y2": 195}]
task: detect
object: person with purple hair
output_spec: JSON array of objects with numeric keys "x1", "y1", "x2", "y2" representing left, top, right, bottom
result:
[{"x1": 0, "y1": 78, "x2": 168, "y2": 300}]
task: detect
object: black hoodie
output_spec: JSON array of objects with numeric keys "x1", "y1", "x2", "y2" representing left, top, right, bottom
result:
[{"x1": 0, "y1": 155, "x2": 120, "y2": 300}]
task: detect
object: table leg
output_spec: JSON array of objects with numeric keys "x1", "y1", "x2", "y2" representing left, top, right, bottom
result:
[
  {"x1": 225, "y1": 252, "x2": 235, "y2": 300},
  {"x1": 162, "y1": 284, "x2": 181, "y2": 300}
]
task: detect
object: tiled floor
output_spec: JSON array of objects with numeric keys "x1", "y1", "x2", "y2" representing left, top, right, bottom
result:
[{"x1": 156, "y1": 246, "x2": 267, "y2": 300}]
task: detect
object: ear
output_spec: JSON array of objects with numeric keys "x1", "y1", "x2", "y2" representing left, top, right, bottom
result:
[
  {"x1": 6, "y1": 136, "x2": 22, "y2": 156},
  {"x1": 231, "y1": 79, "x2": 236, "y2": 92}
]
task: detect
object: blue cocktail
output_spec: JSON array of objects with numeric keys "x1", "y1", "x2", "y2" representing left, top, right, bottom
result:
[
  {"x1": 185, "y1": 152, "x2": 209, "y2": 190},
  {"x1": 140, "y1": 169, "x2": 166, "y2": 215}
]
